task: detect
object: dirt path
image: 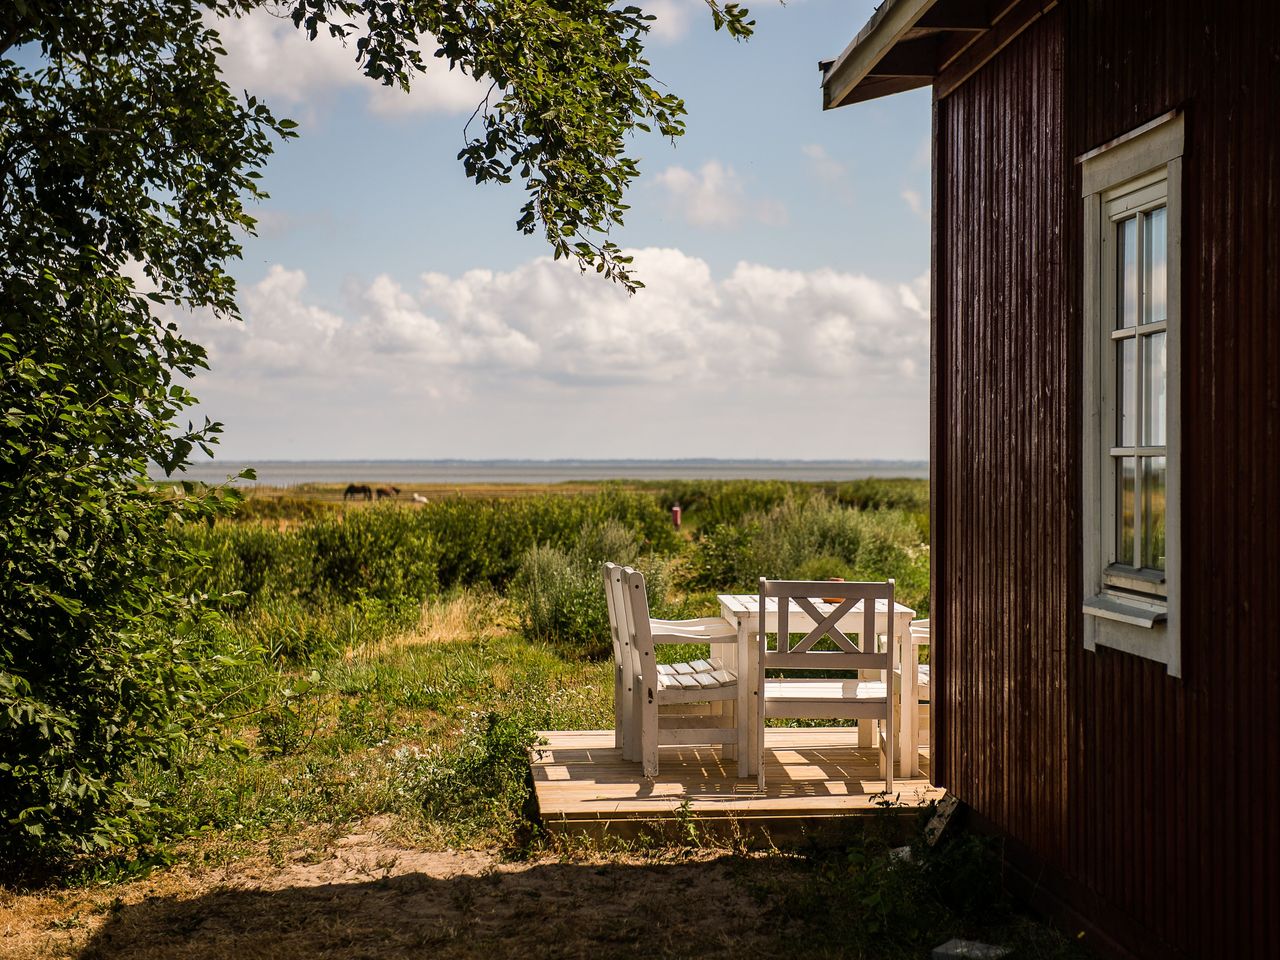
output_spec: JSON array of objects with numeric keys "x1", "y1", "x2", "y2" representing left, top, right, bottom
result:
[{"x1": 2, "y1": 827, "x2": 811, "y2": 960}]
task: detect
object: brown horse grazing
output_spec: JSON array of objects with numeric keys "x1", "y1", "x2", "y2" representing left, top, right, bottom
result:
[
  {"x1": 375, "y1": 486, "x2": 400, "y2": 500},
  {"x1": 343, "y1": 484, "x2": 373, "y2": 501}
]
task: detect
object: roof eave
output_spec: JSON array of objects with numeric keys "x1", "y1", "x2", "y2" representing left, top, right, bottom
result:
[{"x1": 821, "y1": 0, "x2": 939, "y2": 110}]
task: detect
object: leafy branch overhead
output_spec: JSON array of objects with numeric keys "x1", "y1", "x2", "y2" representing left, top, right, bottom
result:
[{"x1": 282, "y1": 0, "x2": 756, "y2": 291}]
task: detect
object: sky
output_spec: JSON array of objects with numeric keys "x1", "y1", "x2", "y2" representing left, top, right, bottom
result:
[{"x1": 182, "y1": 0, "x2": 933, "y2": 462}]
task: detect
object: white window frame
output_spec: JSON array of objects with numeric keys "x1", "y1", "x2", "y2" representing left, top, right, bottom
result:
[{"x1": 1080, "y1": 112, "x2": 1183, "y2": 677}]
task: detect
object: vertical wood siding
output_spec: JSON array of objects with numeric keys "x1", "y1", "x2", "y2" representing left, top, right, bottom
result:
[{"x1": 933, "y1": 2, "x2": 1280, "y2": 956}]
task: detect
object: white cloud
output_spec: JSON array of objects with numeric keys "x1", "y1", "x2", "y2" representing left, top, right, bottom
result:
[
  {"x1": 179, "y1": 251, "x2": 930, "y2": 459},
  {"x1": 901, "y1": 187, "x2": 928, "y2": 220},
  {"x1": 802, "y1": 143, "x2": 846, "y2": 183},
  {"x1": 652, "y1": 161, "x2": 787, "y2": 229},
  {"x1": 214, "y1": 11, "x2": 482, "y2": 118},
  {"x1": 186, "y1": 249, "x2": 926, "y2": 388}
]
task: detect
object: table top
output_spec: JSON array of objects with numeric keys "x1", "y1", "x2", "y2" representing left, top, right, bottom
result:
[{"x1": 716, "y1": 594, "x2": 916, "y2": 620}]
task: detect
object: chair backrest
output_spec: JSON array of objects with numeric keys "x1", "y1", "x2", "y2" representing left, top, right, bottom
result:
[
  {"x1": 758, "y1": 578, "x2": 895, "y2": 674},
  {"x1": 622, "y1": 567, "x2": 659, "y2": 687},
  {"x1": 601, "y1": 562, "x2": 629, "y2": 671}
]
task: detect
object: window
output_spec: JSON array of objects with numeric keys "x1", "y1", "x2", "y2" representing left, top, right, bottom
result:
[{"x1": 1080, "y1": 112, "x2": 1182, "y2": 676}]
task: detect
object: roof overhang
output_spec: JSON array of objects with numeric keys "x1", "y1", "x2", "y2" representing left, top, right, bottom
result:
[{"x1": 820, "y1": 1, "x2": 1047, "y2": 109}]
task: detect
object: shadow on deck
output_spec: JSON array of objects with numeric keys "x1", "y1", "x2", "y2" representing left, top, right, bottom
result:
[{"x1": 531, "y1": 728, "x2": 941, "y2": 846}]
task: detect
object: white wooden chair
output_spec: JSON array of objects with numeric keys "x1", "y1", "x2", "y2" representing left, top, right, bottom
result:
[
  {"x1": 756, "y1": 578, "x2": 896, "y2": 792},
  {"x1": 602, "y1": 562, "x2": 738, "y2": 763},
  {"x1": 604, "y1": 564, "x2": 739, "y2": 777}
]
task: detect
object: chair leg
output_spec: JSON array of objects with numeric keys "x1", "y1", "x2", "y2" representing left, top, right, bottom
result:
[
  {"x1": 641, "y1": 683, "x2": 659, "y2": 778},
  {"x1": 625, "y1": 679, "x2": 642, "y2": 762},
  {"x1": 723, "y1": 700, "x2": 737, "y2": 762},
  {"x1": 614, "y1": 666, "x2": 625, "y2": 752}
]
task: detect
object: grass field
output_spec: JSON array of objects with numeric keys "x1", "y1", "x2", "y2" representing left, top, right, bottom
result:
[{"x1": 1, "y1": 479, "x2": 1092, "y2": 959}]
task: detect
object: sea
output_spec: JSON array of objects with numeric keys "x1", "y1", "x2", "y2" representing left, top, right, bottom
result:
[{"x1": 160, "y1": 459, "x2": 929, "y2": 487}]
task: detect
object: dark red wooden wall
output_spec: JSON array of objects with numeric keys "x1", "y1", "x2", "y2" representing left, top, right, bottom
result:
[{"x1": 931, "y1": 2, "x2": 1280, "y2": 957}]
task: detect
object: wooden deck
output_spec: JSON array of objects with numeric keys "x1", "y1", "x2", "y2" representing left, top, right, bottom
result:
[{"x1": 531, "y1": 728, "x2": 942, "y2": 843}]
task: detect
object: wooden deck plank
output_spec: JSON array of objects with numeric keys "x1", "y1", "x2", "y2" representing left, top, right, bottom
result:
[{"x1": 532, "y1": 728, "x2": 942, "y2": 831}]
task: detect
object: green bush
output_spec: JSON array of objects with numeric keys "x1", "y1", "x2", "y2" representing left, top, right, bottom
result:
[
  {"x1": 424, "y1": 487, "x2": 680, "y2": 589},
  {"x1": 297, "y1": 509, "x2": 439, "y2": 605},
  {"x1": 511, "y1": 519, "x2": 678, "y2": 658},
  {"x1": 648, "y1": 479, "x2": 798, "y2": 532},
  {"x1": 684, "y1": 495, "x2": 930, "y2": 616},
  {"x1": 393, "y1": 709, "x2": 540, "y2": 846}
]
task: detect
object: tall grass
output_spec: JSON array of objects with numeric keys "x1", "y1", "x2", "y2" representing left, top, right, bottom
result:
[
  {"x1": 114, "y1": 479, "x2": 932, "y2": 857},
  {"x1": 684, "y1": 494, "x2": 930, "y2": 616}
]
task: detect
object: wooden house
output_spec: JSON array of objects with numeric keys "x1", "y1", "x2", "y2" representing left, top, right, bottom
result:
[{"x1": 819, "y1": 2, "x2": 1279, "y2": 956}]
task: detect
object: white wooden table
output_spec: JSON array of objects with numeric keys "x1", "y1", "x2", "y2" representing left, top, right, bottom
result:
[{"x1": 716, "y1": 594, "x2": 919, "y2": 779}]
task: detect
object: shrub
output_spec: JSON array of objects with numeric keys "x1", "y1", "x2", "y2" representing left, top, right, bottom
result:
[
  {"x1": 393, "y1": 710, "x2": 540, "y2": 845},
  {"x1": 511, "y1": 519, "x2": 677, "y2": 658},
  {"x1": 684, "y1": 495, "x2": 930, "y2": 616}
]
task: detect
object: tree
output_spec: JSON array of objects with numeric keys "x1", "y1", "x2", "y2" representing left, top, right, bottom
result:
[{"x1": 0, "y1": 0, "x2": 751, "y2": 867}]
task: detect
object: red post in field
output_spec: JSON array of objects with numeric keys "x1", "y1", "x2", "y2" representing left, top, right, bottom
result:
[{"x1": 671, "y1": 502, "x2": 682, "y2": 530}]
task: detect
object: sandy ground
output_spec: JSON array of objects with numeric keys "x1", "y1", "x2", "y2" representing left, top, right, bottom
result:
[{"x1": 1, "y1": 824, "x2": 810, "y2": 960}]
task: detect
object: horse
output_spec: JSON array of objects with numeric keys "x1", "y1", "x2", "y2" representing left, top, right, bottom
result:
[
  {"x1": 375, "y1": 486, "x2": 400, "y2": 500},
  {"x1": 343, "y1": 483, "x2": 373, "y2": 501}
]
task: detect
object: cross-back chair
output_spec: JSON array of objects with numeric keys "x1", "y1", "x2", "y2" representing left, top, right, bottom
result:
[{"x1": 756, "y1": 578, "x2": 896, "y2": 792}]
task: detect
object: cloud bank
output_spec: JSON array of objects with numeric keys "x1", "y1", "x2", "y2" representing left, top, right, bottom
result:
[{"x1": 181, "y1": 249, "x2": 930, "y2": 459}]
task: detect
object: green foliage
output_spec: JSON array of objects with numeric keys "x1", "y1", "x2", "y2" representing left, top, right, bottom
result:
[
  {"x1": 2, "y1": 0, "x2": 754, "y2": 869},
  {"x1": 511, "y1": 517, "x2": 681, "y2": 657},
  {"x1": 764, "y1": 811, "x2": 1085, "y2": 959},
  {"x1": 685, "y1": 495, "x2": 931, "y2": 616},
  {"x1": 396, "y1": 710, "x2": 540, "y2": 844},
  {"x1": 0, "y1": 0, "x2": 292, "y2": 870},
  {"x1": 425, "y1": 488, "x2": 680, "y2": 588},
  {"x1": 281, "y1": 0, "x2": 754, "y2": 289},
  {"x1": 649, "y1": 479, "x2": 798, "y2": 532},
  {"x1": 0, "y1": 344, "x2": 258, "y2": 869}
]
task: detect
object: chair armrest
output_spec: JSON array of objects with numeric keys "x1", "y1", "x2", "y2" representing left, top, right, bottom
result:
[
  {"x1": 651, "y1": 616, "x2": 736, "y2": 631},
  {"x1": 651, "y1": 627, "x2": 737, "y2": 644}
]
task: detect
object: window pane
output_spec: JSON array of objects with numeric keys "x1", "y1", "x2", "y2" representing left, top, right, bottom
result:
[
  {"x1": 1143, "y1": 206, "x2": 1167, "y2": 325},
  {"x1": 1143, "y1": 331, "x2": 1167, "y2": 446},
  {"x1": 1118, "y1": 216, "x2": 1138, "y2": 328},
  {"x1": 1117, "y1": 456, "x2": 1135, "y2": 565},
  {"x1": 1142, "y1": 456, "x2": 1167, "y2": 571},
  {"x1": 1117, "y1": 337, "x2": 1136, "y2": 445}
]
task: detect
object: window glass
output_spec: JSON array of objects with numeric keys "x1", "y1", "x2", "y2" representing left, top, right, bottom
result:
[
  {"x1": 1118, "y1": 216, "x2": 1138, "y2": 328},
  {"x1": 1117, "y1": 457, "x2": 1136, "y2": 565},
  {"x1": 1142, "y1": 456, "x2": 1167, "y2": 570},
  {"x1": 1118, "y1": 338, "x2": 1136, "y2": 445},
  {"x1": 1143, "y1": 331, "x2": 1167, "y2": 446},
  {"x1": 1143, "y1": 206, "x2": 1167, "y2": 325}
]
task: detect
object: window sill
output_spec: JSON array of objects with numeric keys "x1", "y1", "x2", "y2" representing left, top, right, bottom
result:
[
  {"x1": 1083, "y1": 593, "x2": 1179, "y2": 677},
  {"x1": 1083, "y1": 592, "x2": 1167, "y2": 628}
]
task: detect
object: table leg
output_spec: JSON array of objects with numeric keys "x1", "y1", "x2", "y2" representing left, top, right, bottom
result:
[
  {"x1": 858, "y1": 645, "x2": 876, "y2": 749},
  {"x1": 714, "y1": 637, "x2": 736, "y2": 762},
  {"x1": 899, "y1": 634, "x2": 912, "y2": 777},
  {"x1": 738, "y1": 620, "x2": 753, "y2": 778}
]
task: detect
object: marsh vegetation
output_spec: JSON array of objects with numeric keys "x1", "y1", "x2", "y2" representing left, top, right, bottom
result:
[{"x1": 2, "y1": 478, "x2": 1088, "y2": 958}]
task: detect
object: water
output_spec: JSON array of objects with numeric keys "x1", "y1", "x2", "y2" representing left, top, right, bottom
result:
[{"x1": 160, "y1": 459, "x2": 929, "y2": 487}]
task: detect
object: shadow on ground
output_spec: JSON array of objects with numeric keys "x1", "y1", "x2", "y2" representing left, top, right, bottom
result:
[{"x1": 74, "y1": 856, "x2": 806, "y2": 960}]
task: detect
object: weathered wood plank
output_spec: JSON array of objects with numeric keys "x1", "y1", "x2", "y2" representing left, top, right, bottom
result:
[{"x1": 531, "y1": 728, "x2": 940, "y2": 832}]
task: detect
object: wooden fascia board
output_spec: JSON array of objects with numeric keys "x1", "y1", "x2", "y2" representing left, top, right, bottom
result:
[
  {"x1": 822, "y1": 0, "x2": 938, "y2": 110},
  {"x1": 822, "y1": 0, "x2": 1043, "y2": 108},
  {"x1": 868, "y1": 36, "x2": 943, "y2": 79}
]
